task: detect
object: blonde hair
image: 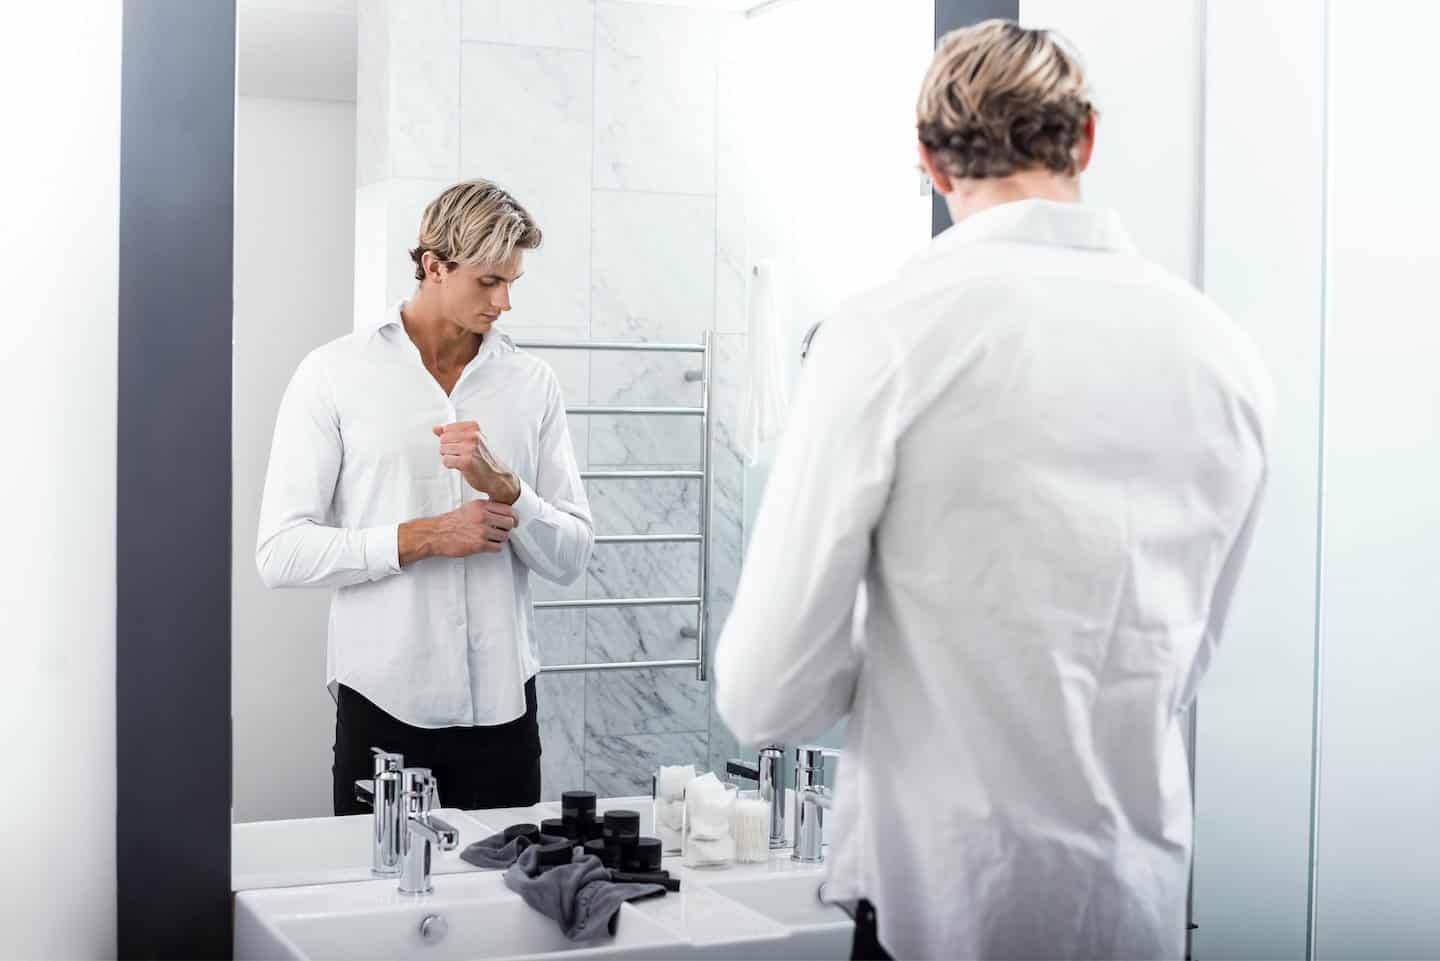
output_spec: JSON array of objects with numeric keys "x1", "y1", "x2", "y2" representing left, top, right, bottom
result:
[
  {"x1": 410, "y1": 179, "x2": 542, "y2": 282},
  {"x1": 917, "y1": 20, "x2": 1093, "y2": 180}
]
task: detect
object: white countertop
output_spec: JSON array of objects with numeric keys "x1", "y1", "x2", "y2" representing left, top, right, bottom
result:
[{"x1": 233, "y1": 795, "x2": 850, "y2": 959}]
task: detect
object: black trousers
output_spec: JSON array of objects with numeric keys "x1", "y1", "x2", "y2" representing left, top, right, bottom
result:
[
  {"x1": 851, "y1": 899, "x2": 894, "y2": 961},
  {"x1": 333, "y1": 678, "x2": 541, "y2": 815}
]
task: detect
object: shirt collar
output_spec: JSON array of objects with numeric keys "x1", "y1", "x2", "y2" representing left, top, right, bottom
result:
[
  {"x1": 923, "y1": 198, "x2": 1136, "y2": 260},
  {"x1": 369, "y1": 300, "x2": 516, "y2": 355}
]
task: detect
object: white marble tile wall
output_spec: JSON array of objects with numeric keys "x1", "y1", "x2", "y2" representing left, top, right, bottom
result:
[
  {"x1": 357, "y1": 0, "x2": 752, "y2": 802},
  {"x1": 463, "y1": 0, "x2": 596, "y2": 51},
  {"x1": 355, "y1": 0, "x2": 390, "y2": 188},
  {"x1": 460, "y1": 43, "x2": 591, "y2": 330},
  {"x1": 593, "y1": 2, "x2": 719, "y2": 194},
  {"x1": 714, "y1": 24, "x2": 749, "y2": 335},
  {"x1": 590, "y1": 191, "x2": 715, "y2": 468},
  {"x1": 388, "y1": 0, "x2": 462, "y2": 181}
]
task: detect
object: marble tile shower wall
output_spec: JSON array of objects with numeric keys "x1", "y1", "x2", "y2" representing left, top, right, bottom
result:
[{"x1": 453, "y1": 1, "x2": 750, "y2": 799}]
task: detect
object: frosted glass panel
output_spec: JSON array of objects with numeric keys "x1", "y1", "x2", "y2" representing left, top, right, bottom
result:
[
  {"x1": 1193, "y1": 1, "x2": 1326, "y2": 957},
  {"x1": 1316, "y1": 2, "x2": 1440, "y2": 955}
]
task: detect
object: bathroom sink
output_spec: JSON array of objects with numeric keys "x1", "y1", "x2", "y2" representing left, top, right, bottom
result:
[
  {"x1": 233, "y1": 809, "x2": 496, "y2": 890},
  {"x1": 698, "y1": 872, "x2": 854, "y2": 959},
  {"x1": 235, "y1": 872, "x2": 686, "y2": 961}
]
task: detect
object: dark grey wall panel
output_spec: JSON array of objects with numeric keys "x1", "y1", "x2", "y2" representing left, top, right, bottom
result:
[{"x1": 117, "y1": 0, "x2": 235, "y2": 957}]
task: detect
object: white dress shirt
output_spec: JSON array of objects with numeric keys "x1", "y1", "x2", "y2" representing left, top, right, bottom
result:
[
  {"x1": 256, "y1": 304, "x2": 593, "y2": 728},
  {"x1": 716, "y1": 200, "x2": 1273, "y2": 960}
]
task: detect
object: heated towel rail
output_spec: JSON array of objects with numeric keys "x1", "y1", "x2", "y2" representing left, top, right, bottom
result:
[{"x1": 513, "y1": 335, "x2": 713, "y2": 682}]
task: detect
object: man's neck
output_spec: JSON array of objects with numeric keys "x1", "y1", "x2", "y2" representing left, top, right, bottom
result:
[
  {"x1": 943, "y1": 170, "x2": 1081, "y2": 225},
  {"x1": 401, "y1": 290, "x2": 481, "y2": 370}
]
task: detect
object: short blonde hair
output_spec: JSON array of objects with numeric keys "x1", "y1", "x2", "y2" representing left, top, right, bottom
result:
[
  {"x1": 917, "y1": 20, "x2": 1093, "y2": 180},
  {"x1": 410, "y1": 179, "x2": 542, "y2": 282}
]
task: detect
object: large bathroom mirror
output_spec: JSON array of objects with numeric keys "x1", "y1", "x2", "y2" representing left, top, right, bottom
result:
[{"x1": 230, "y1": 0, "x2": 936, "y2": 842}]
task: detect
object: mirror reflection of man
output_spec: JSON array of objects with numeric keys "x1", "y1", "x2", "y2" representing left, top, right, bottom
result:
[
  {"x1": 716, "y1": 21, "x2": 1273, "y2": 961},
  {"x1": 256, "y1": 179, "x2": 593, "y2": 813}
]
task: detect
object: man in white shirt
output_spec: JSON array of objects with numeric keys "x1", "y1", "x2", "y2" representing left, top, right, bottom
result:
[
  {"x1": 257, "y1": 180, "x2": 594, "y2": 812},
  {"x1": 715, "y1": 21, "x2": 1273, "y2": 961}
]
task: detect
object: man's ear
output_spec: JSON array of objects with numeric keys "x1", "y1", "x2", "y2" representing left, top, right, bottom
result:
[
  {"x1": 422, "y1": 251, "x2": 448, "y2": 285},
  {"x1": 918, "y1": 143, "x2": 955, "y2": 196},
  {"x1": 1076, "y1": 111, "x2": 1098, "y2": 173}
]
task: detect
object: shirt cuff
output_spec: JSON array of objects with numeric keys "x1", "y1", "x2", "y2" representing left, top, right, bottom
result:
[
  {"x1": 510, "y1": 478, "x2": 543, "y2": 528},
  {"x1": 363, "y1": 524, "x2": 401, "y2": 579}
]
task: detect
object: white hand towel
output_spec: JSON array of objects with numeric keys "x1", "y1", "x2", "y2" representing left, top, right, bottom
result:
[{"x1": 740, "y1": 260, "x2": 792, "y2": 466}]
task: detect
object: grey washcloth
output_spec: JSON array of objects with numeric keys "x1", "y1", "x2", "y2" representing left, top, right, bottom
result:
[
  {"x1": 503, "y1": 846, "x2": 665, "y2": 941},
  {"x1": 460, "y1": 831, "x2": 568, "y2": 870}
]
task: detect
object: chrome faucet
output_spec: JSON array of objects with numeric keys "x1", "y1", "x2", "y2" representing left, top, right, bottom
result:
[
  {"x1": 726, "y1": 745, "x2": 787, "y2": 849},
  {"x1": 398, "y1": 767, "x2": 459, "y2": 895},
  {"x1": 792, "y1": 746, "x2": 838, "y2": 864},
  {"x1": 354, "y1": 747, "x2": 404, "y2": 876}
]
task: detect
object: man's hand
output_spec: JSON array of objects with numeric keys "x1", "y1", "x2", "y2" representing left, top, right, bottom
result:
[
  {"x1": 434, "y1": 421, "x2": 521, "y2": 504},
  {"x1": 398, "y1": 501, "x2": 517, "y2": 565}
]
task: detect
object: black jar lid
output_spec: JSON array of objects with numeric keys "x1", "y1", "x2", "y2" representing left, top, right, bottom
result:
[
  {"x1": 534, "y1": 840, "x2": 575, "y2": 869},
  {"x1": 626, "y1": 837, "x2": 663, "y2": 872},
  {"x1": 602, "y1": 809, "x2": 641, "y2": 840},
  {"x1": 561, "y1": 791, "x2": 597, "y2": 819},
  {"x1": 583, "y1": 837, "x2": 618, "y2": 868},
  {"x1": 540, "y1": 817, "x2": 571, "y2": 840},
  {"x1": 503, "y1": 823, "x2": 540, "y2": 844}
]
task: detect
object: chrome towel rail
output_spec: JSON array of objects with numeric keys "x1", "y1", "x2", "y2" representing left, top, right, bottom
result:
[{"x1": 515, "y1": 335, "x2": 714, "y2": 682}]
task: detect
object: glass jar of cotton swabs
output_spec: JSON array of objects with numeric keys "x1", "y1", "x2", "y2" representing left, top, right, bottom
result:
[{"x1": 732, "y1": 788, "x2": 772, "y2": 863}]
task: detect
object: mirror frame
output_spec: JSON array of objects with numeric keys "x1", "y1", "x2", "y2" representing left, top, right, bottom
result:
[{"x1": 116, "y1": 0, "x2": 234, "y2": 957}]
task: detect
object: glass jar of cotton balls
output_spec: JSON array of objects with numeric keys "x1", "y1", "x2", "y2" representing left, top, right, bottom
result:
[
  {"x1": 681, "y1": 774, "x2": 736, "y2": 868},
  {"x1": 653, "y1": 763, "x2": 694, "y2": 854}
]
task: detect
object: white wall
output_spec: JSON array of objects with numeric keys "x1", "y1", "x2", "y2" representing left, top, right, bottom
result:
[
  {"x1": 735, "y1": 0, "x2": 934, "y2": 531},
  {"x1": 0, "y1": 2, "x2": 120, "y2": 956},
  {"x1": 1316, "y1": 2, "x2": 1440, "y2": 954},
  {"x1": 233, "y1": 96, "x2": 357, "y2": 822},
  {"x1": 738, "y1": 0, "x2": 934, "y2": 381}
]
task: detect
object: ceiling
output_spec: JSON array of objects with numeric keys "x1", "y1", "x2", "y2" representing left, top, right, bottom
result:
[{"x1": 235, "y1": 0, "x2": 775, "y2": 104}]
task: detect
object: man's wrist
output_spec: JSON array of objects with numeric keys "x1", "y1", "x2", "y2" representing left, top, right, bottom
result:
[
  {"x1": 398, "y1": 517, "x2": 439, "y2": 566},
  {"x1": 493, "y1": 472, "x2": 521, "y2": 506}
]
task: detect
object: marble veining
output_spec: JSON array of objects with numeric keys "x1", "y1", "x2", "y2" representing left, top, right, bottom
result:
[
  {"x1": 593, "y1": 3, "x2": 719, "y2": 194},
  {"x1": 585, "y1": 731, "x2": 710, "y2": 798}
]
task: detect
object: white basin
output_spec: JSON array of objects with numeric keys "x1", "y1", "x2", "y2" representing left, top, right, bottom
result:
[
  {"x1": 233, "y1": 809, "x2": 497, "y2": 890},
  {"x1": 698, "y1": 871, "x2": 854, "y2": 960},
  {"x1": 233, "y1": 802, "x2": 852, "y2": 960},
  {"x1": 235, "y1": 872, "x2": 686, "y2": 961}
]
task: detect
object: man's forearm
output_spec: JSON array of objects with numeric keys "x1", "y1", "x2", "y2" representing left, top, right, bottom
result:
[
  {"x1": 471, "y1": 469, "x2": 521, "y2": 505},
  {"x1": 398, "y1": 517, "x2": 439, "y2": 567}
]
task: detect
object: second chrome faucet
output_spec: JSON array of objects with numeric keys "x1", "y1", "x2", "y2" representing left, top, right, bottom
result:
[
  {"x1": 354, "y1": 747, "x2": 458, "y2": 894},
  {"x1": 726, "y1": 745, "x2": 788, "y2": 850}
]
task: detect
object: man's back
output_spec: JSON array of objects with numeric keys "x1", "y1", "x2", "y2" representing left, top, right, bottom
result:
[{"x1": 717, "y1": 199, "x2": 1272, "y2": 959}]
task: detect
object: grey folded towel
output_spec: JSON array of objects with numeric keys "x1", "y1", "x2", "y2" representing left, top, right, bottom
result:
[
  {"x1": 459, "y1": 830, "x2": 568, "y2": 870},
  {"x1": 503, "y1": 845, "x2": 665, "y2": 941}
]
